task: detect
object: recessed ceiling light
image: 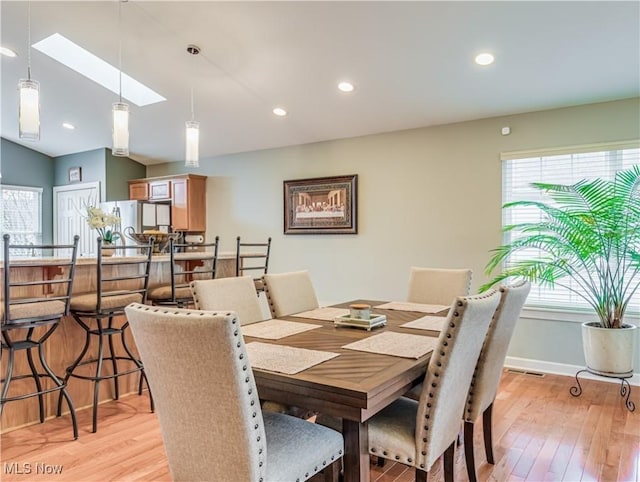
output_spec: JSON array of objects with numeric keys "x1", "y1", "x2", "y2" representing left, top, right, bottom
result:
[
  {"x1": 32, "y1": 33, "x2": 165, "y2": 107},
  {"x1": 475, "y1": 53, "x2": 495, "y2": 66},
  {"x1": 62, "y1": 122, "x2": 75, "y2": 130},
  {"x1": 338, "y1": 81, "x2": 355, "y2": 93},
  {"x1": 273, "y1": 107, "x2": 287, "y2": 117},
  {"x1": 1, "y1": 46, "x2": 17, "y2": 58}
]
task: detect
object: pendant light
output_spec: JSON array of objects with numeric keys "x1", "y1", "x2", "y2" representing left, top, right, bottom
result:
[
  {"x1": 18, "y1": 1, "x2": 40, "y2": 141},
  {"x1": 185, "y1": 44, "x2": 200, "y2": 168},
  {"x1": 112, "y1": 0, "x2": 129, "y2": 157}
]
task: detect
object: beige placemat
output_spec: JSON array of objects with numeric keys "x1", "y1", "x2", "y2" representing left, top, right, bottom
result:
[
  {"x1": 246, "y1": 342, "x2": 339, "y2": 375},
  {"x1": 401, "y1": 315, "x2": 447, "y2": 332},
  {"x1": 342, "y1": 332, "x2": 439, "y2": 359},
  {"x1": 291, "y1": 307, "x2": 350, "y2": 321},
  {"x1": 374, "y1": 301, "x2": 450, "y2": 314},
  {"x1": 242, "y1": 319, "x2": 322, "y2": 340}
]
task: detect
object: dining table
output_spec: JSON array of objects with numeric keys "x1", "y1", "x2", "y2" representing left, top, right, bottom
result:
[{"x1": 243, "y1": 299, "x2": 447, "y2": 482}]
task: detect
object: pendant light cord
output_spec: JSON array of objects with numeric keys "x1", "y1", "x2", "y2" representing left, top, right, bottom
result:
[
  {"x1": 190, "y1": 86, "x2": 195, "y2": 121},
  {"x1": 118, "y1": 0, "x2": 123, "y2": 103},
  {"x1": 27, "y1": 1, "x2": 32, "y2": 80}
]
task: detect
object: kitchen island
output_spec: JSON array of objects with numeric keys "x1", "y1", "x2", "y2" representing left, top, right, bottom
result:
[{"x1": 0, "y1": 252, "x2": 238, "y2": 432}]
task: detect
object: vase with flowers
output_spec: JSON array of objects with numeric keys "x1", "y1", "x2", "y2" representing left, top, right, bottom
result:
[{"x1": 85, "y1": 205, "x2": 121, "y2": 256}]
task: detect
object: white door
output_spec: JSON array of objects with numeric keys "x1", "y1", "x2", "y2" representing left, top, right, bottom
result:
[{"x1": 53, "y1": 182, "x2": 100, "y2": 257}]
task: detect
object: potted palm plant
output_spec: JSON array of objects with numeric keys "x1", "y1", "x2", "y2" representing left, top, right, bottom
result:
[{"x1": 482, "y1": 165, "x2": 639, "y2": 376}]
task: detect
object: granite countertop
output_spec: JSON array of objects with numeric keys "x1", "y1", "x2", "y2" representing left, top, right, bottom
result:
[{"x1": 0, "y1": 251, "x2": 237, "y2": 267}]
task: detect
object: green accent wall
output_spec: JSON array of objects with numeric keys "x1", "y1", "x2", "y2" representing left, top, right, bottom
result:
[
  {"x1": 0, "y1": 138, "x2": 55, "y2": 244},
  {"x1": 105, "y1": 149, "x2": 146, "y2": 201}
]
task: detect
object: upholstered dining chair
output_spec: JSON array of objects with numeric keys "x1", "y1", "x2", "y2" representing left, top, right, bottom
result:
[
  {"x1": 263, "y1": 270, "x2": 319, "y2": 318},
  {"x1": 190, "y1": 276, "x2": 266, "y2": 325},
  {"x1": 367, "y1": 290, "x2": 501, "y2": 482},
  {"x1": 125, "y1": 304, "x2": 344, "y2": 482},
  {"x1": 463, "y1": 281, "x2": 531, "y2": 482},
  {"x1": 407, "y1": 267, "x2": 473, "y2": 305}
]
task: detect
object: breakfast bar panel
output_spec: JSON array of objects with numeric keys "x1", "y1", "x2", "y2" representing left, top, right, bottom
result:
[{"x1": 0, "y1": 252, "x2": 237, "y2": 432}]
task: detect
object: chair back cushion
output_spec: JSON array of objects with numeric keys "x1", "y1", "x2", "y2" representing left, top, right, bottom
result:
[
  {"x1": 263, "y1": 270, "x2": 319, "y2": 318},
  {"x1": 125, "y1": 304, "x2": 267, "y2": 482},
  {"x1": 465, "y1": 281, "x2": 531, "y2": 421},
  {"x1": 415, "y1": 290, "x2": 500, "y2": 471},
  {"x1": 191, "y1": 276, "x2": 266, "y2": 325},
  {"x1": 407, "y1": 267, "x2": 472, "y2": 306}
]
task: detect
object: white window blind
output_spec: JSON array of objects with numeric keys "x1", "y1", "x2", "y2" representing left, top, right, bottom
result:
[
  {"x1": 501, "y1": 143, "x2": 640, "y2": 313},
  {"x1": 0, "y1": 185, "x2": 43, "y2": 258}
]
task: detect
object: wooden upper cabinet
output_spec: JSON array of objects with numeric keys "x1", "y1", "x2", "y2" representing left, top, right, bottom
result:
[
  {"x1": 128, "y1": 174, "x2": 206, "y2": 232},
  {"x1": 129, "y1": 181, "x2": 149, "y2": 200},
  {"x1": 171, "y1": 176, "x2": 206, "y2": 232},
  {"x1": 148, "y1": 180, "x2": 171, "y2": 200}
]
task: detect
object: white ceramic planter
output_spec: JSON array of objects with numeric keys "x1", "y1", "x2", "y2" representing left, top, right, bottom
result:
[{"x1": 581, "y1": 322, "x2": 637, "y2": 376}]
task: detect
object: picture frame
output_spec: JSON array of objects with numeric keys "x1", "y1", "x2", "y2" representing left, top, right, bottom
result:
[
  {"x1": 283, "y1": 174, "x2": 357, "y2": 234},
  {"x1": 68, "y1": 166, "x2": 82, "y2": 183}
]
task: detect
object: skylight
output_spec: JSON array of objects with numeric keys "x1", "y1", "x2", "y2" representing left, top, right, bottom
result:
[{"x1": 32, "y1": 33, "x2": 166, "y2": 107}]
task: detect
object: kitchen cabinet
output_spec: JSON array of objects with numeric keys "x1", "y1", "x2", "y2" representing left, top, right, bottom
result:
[
  {"x1": 129, "y1": 181, "x2": 148, "y2": 200},
  {"x1": 171, "y1": 176, "x2": 206, "y2": 231},
  {"x1": 128, "y1": 174, "x2": 206, "y2": 232},
  {"x1": 148, "y1": 180, "x2": 171, "y2": 200}
]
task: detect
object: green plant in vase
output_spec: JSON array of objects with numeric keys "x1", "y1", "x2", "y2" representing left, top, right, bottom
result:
[
  {"x1": 482, "y1": 165, "x2": 640, "y2": 376},
  {"x1": 86, "y1": 205, "x2": 121, "y2": 245}
]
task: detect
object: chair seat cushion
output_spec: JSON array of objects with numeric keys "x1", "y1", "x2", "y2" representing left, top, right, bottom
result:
[
  {"x1": 70, "y1": 292, "x2": 143, "y2": 312},
  {"x1": 1, "y1": 300, "x2": 66, "y2": 322},
  {"x1": 263, "y1": 411, "x2": 343, "y2": 481},
  {"x1": 147, "y1": 285, "x2": 193, "y2": 301},
  {"x1": 368, "y1": 397, "x2": 418, "y2": 466}
]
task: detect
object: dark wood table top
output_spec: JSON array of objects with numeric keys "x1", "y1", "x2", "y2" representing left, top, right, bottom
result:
[{"x1": 246, "y1": 300, "x2": 442, "y2": 422}]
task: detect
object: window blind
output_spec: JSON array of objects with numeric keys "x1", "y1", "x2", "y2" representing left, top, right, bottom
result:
[
  {"x1": 501, "y1": 143, "x2": 640, "y2": 313},
  {"x1": 0, "y1": 185, "x2": 43, "y2": 258}
]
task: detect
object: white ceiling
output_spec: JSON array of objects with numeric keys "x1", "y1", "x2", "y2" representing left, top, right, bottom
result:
[{"x1": 1, "y1": 1, "x2": 639, "y2": 166}]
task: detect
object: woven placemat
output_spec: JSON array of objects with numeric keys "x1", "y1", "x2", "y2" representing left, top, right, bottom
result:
[
  {"x1": 373, "y1": 301, "x2": 450, "y2": 314},
  {"x1": 290, "y1": 307, "x2": 350, "y2": 321},
  {"x1": 401, "y1": 315, "x2": 447, "y2": 332},
  {"x1": 242, "y1": 319, "x2": 321, "y2": 340},
  {"x1": 246, "y1": 342, "x2": 339, "y2": 375},
  {"x1": 342, "y1": 331, "x2": 439, "y2": 359}
]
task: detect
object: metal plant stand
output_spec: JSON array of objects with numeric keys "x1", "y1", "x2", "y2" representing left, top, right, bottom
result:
[{"x1": 570, "y1": 368, "x2": 635, "y2": 412}]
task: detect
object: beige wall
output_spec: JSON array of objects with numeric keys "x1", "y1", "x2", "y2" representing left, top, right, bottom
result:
[{"x1": 149, "y1": 97, "x2": 640, "y2": 372}]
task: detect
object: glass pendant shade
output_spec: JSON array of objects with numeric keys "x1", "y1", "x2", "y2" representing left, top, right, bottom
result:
[
  {"x1": 112, "y1": 102, "x2": 130, "y2": 157},
  {"x1": 185, "y1": 120, "x2": 200, "y2": 167},
  {"x1": 18, "y1": 79, "x2": 40, "y2": 140}
]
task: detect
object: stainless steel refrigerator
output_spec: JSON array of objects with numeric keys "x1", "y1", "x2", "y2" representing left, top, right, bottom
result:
[{"x1": 101, "y1": 200, "x2": 171, "y2": 235}]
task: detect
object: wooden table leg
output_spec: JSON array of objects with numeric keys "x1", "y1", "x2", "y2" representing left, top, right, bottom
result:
[{"x1": 342, "y1": 419, "x2": 369, "y2": 482}]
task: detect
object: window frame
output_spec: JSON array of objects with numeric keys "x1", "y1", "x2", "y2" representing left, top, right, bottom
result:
[
  {"x1": 0, "y1": 184, "x2": 44, "y2": 255},
  {"x1": 499, "y1": 140, "x2": 640, "y2": 320}
]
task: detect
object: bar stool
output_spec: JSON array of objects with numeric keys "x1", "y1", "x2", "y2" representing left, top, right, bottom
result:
[
  {"x1": 235, "y1": 236, "x2": 271, "y2": 294},
  {"x1": 147, "y1": 236, "x2": 219, "y2": 308},
  {"x1": 58, "y1": 236, "x2": 154, "y2": 433},
  {"x1": 1, "y1": 234, "x2": 80, "y2": 439}
]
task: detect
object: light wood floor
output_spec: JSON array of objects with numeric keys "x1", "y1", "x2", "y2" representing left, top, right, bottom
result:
[{"x1": 1, "y1": 371, "x2": 638, "y2": 481}]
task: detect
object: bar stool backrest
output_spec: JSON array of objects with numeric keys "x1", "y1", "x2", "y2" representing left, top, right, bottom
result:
[
  {"x1": 235, "y1": 236, "x2": 272, "y2": 288},
  {"x1": 2, "y1": 234, "x2": 80, "y2": 327},
  {"x1": 95, "y1": 236, "x2": 154, "y2": 314},
  {"x1": 168, "y1": 237, "x2": 219, "y2": 304}
]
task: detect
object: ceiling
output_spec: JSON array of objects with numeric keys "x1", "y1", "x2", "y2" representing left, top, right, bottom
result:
[{"x1": 1, "y1": 1, "x2": 639, "y2": 166}]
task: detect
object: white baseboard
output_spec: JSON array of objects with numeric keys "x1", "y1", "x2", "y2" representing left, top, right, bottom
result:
[{"x1": 504, "y1": 356, "x2": 640, "y2": 387}]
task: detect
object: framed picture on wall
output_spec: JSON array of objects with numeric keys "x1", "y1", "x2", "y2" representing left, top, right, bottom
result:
[
  {"x1": 68, "y1": 166, "x2": 82, "y2": 183},
  {"x1": 283, "y1": 174, "x2": 358, "y2": 234}
]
